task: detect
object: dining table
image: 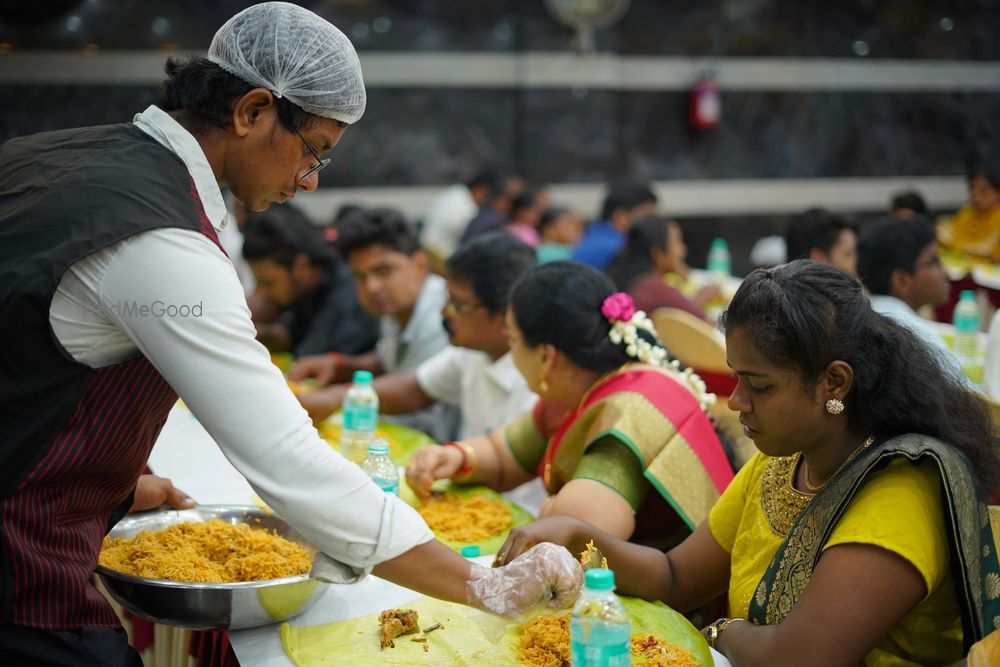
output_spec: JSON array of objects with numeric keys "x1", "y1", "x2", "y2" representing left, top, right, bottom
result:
[{"x1": 144, "y1": 403, "x2": 733, "y2": 666}]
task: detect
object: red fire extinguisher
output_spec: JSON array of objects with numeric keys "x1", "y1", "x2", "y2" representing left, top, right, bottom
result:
[{"x1": 689, "y1": 69, "x2": 720, "y2": 130}]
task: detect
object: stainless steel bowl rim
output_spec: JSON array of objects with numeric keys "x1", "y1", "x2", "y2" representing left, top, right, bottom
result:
[{"x1": 97, "y1": 504, "x2": 315, "y2": 590}]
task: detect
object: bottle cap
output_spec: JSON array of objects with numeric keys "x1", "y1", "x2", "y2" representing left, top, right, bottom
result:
[
  {"x1": 960, "y1": 290, "x2": 976, "y2": 301},
  {"x1": 367, "y1": 438, "x2": 389, "y2": 453},
  {"x1": 352, "y1": 370, "x2": 374, "y2": 384},
  {"x1": 711, "y1": 237, "x2": 728, "y2": 249},
  {"x1": 584, "y1": 567, "x2": 616, "y2": 591},
  {"x1": 460, "y1": 545, "x2": 481, "y2": 558}
]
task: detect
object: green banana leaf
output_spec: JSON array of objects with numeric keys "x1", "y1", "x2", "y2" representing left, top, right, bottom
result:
[
  {"x1": 318, "y1": 414, "x2": 437, "y2": 464},
  {"x1": 399, "y1": 478, "x2": 535, "y2": 556},
  {"x1": 281, "y1": 594, "x2": 712, "y2": 666}
]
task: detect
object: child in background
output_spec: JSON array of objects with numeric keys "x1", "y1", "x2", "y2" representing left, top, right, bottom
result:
[{"x1": 536, "y1": 207, "x2": 584, "y2": 263}]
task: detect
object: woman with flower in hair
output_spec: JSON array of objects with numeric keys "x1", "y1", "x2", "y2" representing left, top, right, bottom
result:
[{"x1": 406, "y1": 261, "x2": 734, "y2": 552}]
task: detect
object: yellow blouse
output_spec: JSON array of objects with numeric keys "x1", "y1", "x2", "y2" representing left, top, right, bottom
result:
[
  {"x1": 709, "y1": 451, "x2": 962, "y2": 666},
  {"x1": 942, "y1": 205, "x2": 1000, "y2": 258}
]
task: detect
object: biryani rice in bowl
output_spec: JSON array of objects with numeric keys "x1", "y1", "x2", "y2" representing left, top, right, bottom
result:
[{"x1": 95, "y1": 505, "x2": 328, "y2": 630}]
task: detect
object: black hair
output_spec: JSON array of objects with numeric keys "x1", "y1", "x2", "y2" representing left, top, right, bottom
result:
[
  {"x1": 466, "y1": 170, "x2": 505, "y2": 197},
  {"x1": 856, "y1": 217, "x2": 936, "y2": 296},
  {"x1": 333, "y1": 203, "x2": 365, "y2": 225},
  {"x1": 969, "y1": 164, "x2": 1000, "y2": 191},
  {"x1": 784, "y1": 208, "x2": 856, "y2": 262},
  {"x1": 890, "y1": 190, "x2": 928, "y2": 214},
  {"x1": 242, "y1": 204, "x2": 338, "y2": 268},
  {"x1": 538, "y1": 207, "x2": 568, "y2": 235},
  {"x1": 511, "y1": 262, "x2": 660, "y2": 375},
  {"x1": 721, "y1": 260, "x2": 1000, "y2": 492},
  {"x1": 335, "y1": 208, "x2": 421, "y2": 261},
  {"x1": 158, "y1": 56, "x2": 318, "y2": 135},
  {"x1": 599, "y1": 182, "x2": 657, "y2": 221},
  {"x1": 446, "y1": 232, "x2": 536, "y2": 315},
  {"x1": 509, "y1": 189, "x2": 539, "y2": 220},
  {"x1": 606, "y1": 215, "x2": 672, "y2": 291}
]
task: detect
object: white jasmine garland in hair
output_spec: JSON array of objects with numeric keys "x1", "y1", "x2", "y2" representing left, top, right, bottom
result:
[{"x1": 601, "y1": 293, "x2": 716, "y2": 410}]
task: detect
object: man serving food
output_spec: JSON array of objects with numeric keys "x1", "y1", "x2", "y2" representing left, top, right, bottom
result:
[{"x1": 0, "y1": 4, "x2": 580, "y2": 664}]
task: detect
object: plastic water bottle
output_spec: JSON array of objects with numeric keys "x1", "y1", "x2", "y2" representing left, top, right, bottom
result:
[
  {"x1": 707, "y1": 237, "x2": 731, "y2": 287},
  {"x1": 953, "y1": 290, "x2": 981, "y2": 383},
  {"x1": 570, "y1": 568, "x2": 631, "y2": 667},
  {"x1": 340, "y1": 370, "x2": 379, "y2": 464},
  {"x1": 360, "y1": 439, "x2": 399, "y2": 495}
]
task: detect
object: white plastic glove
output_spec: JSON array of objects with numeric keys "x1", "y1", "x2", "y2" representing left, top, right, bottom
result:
[{"x1": 466, "y1": 542, "x2": 583, "y2": 618}]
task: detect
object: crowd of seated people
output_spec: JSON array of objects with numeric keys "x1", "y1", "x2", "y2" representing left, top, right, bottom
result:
[{"x1": 225, "y1": 166, "x2": 1000, "y2": 665}]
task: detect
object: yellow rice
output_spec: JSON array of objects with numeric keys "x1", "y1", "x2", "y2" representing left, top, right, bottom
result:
[
  {"x1": 417, "y1": 493, "x2": 513, "y2": 543},
  {"x1": 98, "y1": 519, "x2": 312, "y2": 583}
]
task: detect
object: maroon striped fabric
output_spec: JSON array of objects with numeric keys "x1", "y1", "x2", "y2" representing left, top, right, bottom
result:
[{"x1": 1, "y1": 356, "x2": 177, "y2": 628}]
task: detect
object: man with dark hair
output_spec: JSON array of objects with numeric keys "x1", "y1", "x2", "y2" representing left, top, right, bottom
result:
[
  {"x1": 458, "y1": 173, "x2": 525, "y2": 246},
  {"x1": 0, "y1": 4, "x2": 577, "y2": 661},
  {"x1": 299, "y1": 233, "x2": 538, "y2": 439},
  {"x1": 421, "y1": 170, "x2": 502, "y2": 266},
  {"x1": 889, "y1": 190, "x2": 929, "y2": 219},
  {"x1": 572, "y1": 181, "x2": 658, "y2": 269},
  {"x1": 784, "y1": 208, "x2": 859, "y2": 276},
  {"x1": 242, "y1": 205, "x2": 378, "y2": 356},
  {"x1": 858, "y1": 217, "x2": 952, "y2": 357},
  {"x1": 288, "y1": 208, "x2": 456, "y2": 437}
]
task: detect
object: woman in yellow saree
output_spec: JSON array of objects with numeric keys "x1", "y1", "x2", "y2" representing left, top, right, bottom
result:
[
  {"x1": 497, "y1": 261, "x2": 1000, "y2": 666},
  {"x1": 405, "y1": 262, "x2": 734, "y2": 549}
]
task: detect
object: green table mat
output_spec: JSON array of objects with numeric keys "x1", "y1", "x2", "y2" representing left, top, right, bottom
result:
[{"x1": 281, "y1": 594, "x2": 711, "y2": 666}]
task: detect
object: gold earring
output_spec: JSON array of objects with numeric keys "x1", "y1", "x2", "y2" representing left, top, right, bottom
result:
[
  {"x1": 825, "y1": 398, "x2": 844, "y2": 415},
  {"x1": 539, "y1": 379, "x2": 549, "y2": 394}
]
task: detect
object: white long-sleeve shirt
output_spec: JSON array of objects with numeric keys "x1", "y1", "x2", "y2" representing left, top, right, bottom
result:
[{"x1": 48, "y1": 105, "x2": 432, "y2": 582}]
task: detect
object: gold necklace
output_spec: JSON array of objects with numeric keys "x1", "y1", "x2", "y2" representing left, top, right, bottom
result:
[{"x1": 800, "y1": 435, "x2": 876, "y2": 493}]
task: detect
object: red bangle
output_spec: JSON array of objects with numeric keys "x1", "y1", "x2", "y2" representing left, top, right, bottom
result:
[{"x1": 442, "y1": 441, "x2": 475, "y2": 476}]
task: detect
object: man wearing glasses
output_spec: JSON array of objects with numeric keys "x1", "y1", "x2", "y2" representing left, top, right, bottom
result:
[
  {"x1": 299, "y1": 233, "x2": 539, "y2": 441},
  {"x1": 0, "y1": 4, "x2": 579, "y2": 663}
]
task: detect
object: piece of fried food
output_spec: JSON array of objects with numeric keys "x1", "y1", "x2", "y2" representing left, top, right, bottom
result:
[
  {"x1": 579, "y1": 540, "x2": 608, "y2": 571},
  {"x1": 379, "y1": 608, "x2": 420, "y2": 649}
]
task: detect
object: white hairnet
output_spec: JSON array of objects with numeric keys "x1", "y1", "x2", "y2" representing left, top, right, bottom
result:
[{"x1": 207, "y1": 2, "x2": 366, "y2": 124}]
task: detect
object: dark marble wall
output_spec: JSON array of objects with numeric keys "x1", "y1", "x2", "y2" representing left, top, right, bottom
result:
[
  {"x1": 3, "y1": 84, "x2": 997, "y2": 187},
  {"x1": 1, "y1": 1, "x2": 997, "y2": 59}
]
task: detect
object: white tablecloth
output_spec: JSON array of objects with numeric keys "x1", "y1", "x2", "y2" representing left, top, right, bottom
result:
[{"x1": 147, "y1": 405, "x2": 732, "y2": 667}]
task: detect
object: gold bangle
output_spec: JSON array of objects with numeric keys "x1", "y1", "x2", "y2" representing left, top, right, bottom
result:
[
  {"x1": 446, "y1": 441, "x2": 477, "y2": 481},
  {"x1": 707, "y1": 617, "x2": 746, "y2": 649}
]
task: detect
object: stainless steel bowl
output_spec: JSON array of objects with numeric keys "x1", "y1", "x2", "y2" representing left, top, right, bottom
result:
[{"x1": 96, "y1": 505, "x2": 329, "y2": 630}]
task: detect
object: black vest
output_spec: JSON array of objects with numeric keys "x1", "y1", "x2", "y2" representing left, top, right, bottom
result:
[{"x1": 0, "y1": 122, "x2": 217, "y2": 626}]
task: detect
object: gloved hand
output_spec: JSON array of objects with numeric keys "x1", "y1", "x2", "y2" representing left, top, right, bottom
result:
[{"x1": 466, "y1": 542, "x2": 583, "y2": 618}]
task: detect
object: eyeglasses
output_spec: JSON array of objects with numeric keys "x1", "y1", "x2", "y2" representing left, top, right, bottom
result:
[
  {"x1": 445, "y1": 299, "x2": 485, "y2": 316},
  {"x1": 295, "y1": 130, "x2": 331, "y2": 181}
]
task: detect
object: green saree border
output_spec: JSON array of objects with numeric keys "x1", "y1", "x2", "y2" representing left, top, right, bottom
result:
[{"x1": 748, "y1": 433, "x2": 1000, "y2": 649}]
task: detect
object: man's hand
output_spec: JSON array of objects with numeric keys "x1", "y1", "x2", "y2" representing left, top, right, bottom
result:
[
  {"x1": 288, "y1": 353, "x2": 339, "y2": 387},
  {"x1": 130, "y1": 474, "x2": 196, "y2": 513}
]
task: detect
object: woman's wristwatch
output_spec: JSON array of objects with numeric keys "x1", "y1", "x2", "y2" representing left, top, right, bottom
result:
[{"x1": 706, "y1": 617, "x2": 746, "y2": 650}]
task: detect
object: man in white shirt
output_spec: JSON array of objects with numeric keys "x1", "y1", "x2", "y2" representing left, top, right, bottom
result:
[
  {"x1": 0, "y1": 5, "x2": 578, "y2": 662},
  {"x1": 299, "y1": 233, "x2": 538, "y2": 439},
  {"x1": 858, "y1": 217, "x2": 954, "y2": 359},
  {"x1": 290, "y1": 207, "x2": 458, "y2": 439}
]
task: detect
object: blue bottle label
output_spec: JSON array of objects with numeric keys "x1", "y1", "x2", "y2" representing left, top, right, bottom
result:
[
  {"x1": 570, "y1": 619, "x2": 631, "y2": 666},
  {"x1": 343, "y1": 405, "x2": 377, "y2": 431},
  {"x1": 374, "y1": 478, "x2": 399, "y2": 495}
]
